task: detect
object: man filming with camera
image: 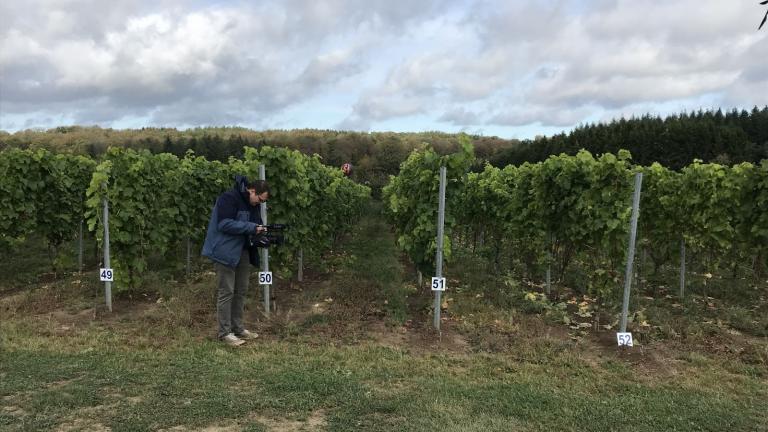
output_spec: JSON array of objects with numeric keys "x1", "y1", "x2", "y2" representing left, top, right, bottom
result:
[{"x1": 202, "y1": 176, "x2": 270, "y2": 347}]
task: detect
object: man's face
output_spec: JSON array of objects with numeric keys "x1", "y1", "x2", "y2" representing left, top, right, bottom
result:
[{"x1": 247, "y1": 188, "x2": 269, "y2": 206}]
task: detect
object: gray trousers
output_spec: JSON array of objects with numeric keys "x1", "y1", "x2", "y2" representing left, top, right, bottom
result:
[{"x1": 215, "y1": 249, "x2": 251, "y2": 338}]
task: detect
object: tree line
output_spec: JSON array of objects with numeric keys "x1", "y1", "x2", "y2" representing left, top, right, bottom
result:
[
  {"x1": 490, "y1": 107, "x2": 768, "y2": 170},
  {"x1": 0, "y1": 128, "x2": 515, "y2": 196},
  {"x1": 1, "y1": 106, "x2": 765, "y2": 193}
]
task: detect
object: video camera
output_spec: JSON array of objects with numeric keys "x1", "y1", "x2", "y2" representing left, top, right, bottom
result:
[{"x1": 249, "y1": 224, "x2": 288, "y2": 249}]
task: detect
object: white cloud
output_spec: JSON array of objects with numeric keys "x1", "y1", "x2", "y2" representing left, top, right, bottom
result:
[
  {"x1": 490, "y1": 106, "x2": 594, "y2": 128},
  {"x1": 439, "y1": 107, "x2": 481, "y2": 126},
  {"x1": 0, "y1": 0, "x2": 765, "y2": 135}
]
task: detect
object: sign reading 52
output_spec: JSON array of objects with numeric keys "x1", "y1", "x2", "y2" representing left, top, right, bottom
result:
[{"x1": 616, "y1": 332, "x2": 633, "y2": 347}]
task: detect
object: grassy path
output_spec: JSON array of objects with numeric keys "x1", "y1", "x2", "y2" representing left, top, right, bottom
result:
[{"x1": 1, "y1": 204, "x2": 767, "y2": 431}]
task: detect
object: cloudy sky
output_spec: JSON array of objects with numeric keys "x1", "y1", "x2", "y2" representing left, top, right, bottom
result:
[{"x1": 0, "y1": 0, "x2": 766, "y2": 139}]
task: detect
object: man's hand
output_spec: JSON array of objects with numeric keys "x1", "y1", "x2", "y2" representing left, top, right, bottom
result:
[{"x1": 255, "y1": 225, "x2": 268, "y2": 234}]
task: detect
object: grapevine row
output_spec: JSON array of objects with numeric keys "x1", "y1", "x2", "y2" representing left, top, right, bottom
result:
[
  {"x1": 0, "y1": 149, "x2": 95, "y2": 271},
  {"x1": 384, "y1": 144, "x2": 768, "y2": 300},
  {"x1": 0, "y1": 147, "x2": 369, "y2": 290}
]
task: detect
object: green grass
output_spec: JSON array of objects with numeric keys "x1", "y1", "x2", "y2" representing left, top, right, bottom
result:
[
  {"x1": 1, "y1": 202, "x2": 767, "y2": 431},
  {"x1": 1, "y1": 335, "x2": 766, "y2": 431}
]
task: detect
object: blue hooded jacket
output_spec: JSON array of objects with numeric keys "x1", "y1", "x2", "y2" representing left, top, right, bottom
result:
[{"x1": 201, "y1": 175, "x2": 263, "y2": 268}]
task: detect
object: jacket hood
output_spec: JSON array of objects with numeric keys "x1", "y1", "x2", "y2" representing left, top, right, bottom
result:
[{"x1": 233, "y1": 175, "x2": 250, "y2": 203}]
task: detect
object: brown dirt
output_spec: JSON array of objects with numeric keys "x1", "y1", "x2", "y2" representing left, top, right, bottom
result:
[
  {"x1": 159, "y1": 425, "x2": 241, "y2": 432},
  {"x1": 249, "y1": 409, "x2": 327, "y2": 432},
  {"x1": 579, "y1": 330, "x2": 672, "y2": 376},
  {"x1": 55, "y1": 419, "x2": 112, "y2": 432},
  {"x1": 2, "y1": 405, "x2": 27, "y2": 417},
  {"x1": 3, "y1": 265, "x2": 766, "y2": 377}
]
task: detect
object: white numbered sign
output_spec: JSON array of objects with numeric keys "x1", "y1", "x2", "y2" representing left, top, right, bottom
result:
[
  {"x1": 616, "y1": 332, "x2": 633, "y2": 347},
  {"x1": 431, "y1": 277, "x2": 446, "y2": 291},
  {"x1": 99, "y1": 268, "x2": 114, "y2": 282},
  {"x1": 259, "y1": 271, "x2": 273, "y2": 285}
]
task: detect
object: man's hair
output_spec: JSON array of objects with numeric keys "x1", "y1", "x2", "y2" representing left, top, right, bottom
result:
[{"x1": 247, "y1": 180, "x2": 270, "y2": 195}]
